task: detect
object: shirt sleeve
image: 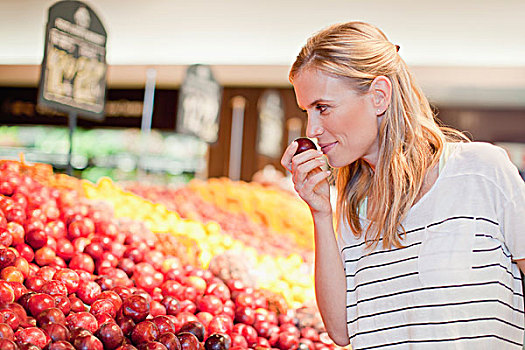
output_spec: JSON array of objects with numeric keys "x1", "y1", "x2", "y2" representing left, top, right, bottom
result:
[
  {"x1": 335, "y1": 217, "x2": 348, "y2": 269},
  {"x1": 496, "y1": 149, "x2": 525, "y2": 260},
  {"x1": 502, "y1": 186, "x2": 525, "y2": 260}
]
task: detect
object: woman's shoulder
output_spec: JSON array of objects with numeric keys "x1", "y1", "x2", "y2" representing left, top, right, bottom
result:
[
  {"x1": 446, "y1": 141, "x2": 521, "y2": 185},
  {"x1": 451, "y1": 141, "x2": 506, "y2": 158},
  {"x1": 448, "y1": 141, "x2": 510, "y2": 169}
]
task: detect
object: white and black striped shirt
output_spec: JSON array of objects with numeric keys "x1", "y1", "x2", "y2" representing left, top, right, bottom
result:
[{"x1": 337, "y1": 142, "x2": 525, "y2": 349}]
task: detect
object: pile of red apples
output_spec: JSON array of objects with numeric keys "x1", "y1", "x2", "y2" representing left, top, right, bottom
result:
[{"x1": 0, "y1": 162, "x2": 334, "y2": 350}]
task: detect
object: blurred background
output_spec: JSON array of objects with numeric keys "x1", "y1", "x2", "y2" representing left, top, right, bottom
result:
[{"x1": 1, "y1": 0, "x2": 524, "y2": 183}]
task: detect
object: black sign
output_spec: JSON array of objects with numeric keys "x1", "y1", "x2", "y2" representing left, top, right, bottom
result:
[
  {"x1": 38, "y1": 0, "x2": 107, "y2": 121},
  {"x1": 176, "y1": 64, "x2": 222, "y2": 143}
]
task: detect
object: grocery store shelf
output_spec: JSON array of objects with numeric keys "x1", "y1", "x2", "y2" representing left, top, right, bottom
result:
[
  {"x1": 0, "y1": 125, "x2": 207, "y2": 175},
  {"x1": 0, "y1": 147, "x2": 88, "y2": 170},
  {"x1": 0, "y1": 146, "x2": 206, "y2": 175}
]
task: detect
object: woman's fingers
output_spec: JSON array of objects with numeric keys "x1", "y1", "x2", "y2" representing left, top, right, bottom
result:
[
  {"x1": 282, "y1": 141, "x2": 323, "y2": 173},
  {"x1": 292, "y1": 157, "x2": 325, "y2": 184},
  {"x1": 295, "y1": 167, "x2": 329, "y2": 193},
  {"x1": 294, "y1": 169, "x2": 332, "y2": 212},
  {"x1": 281, "y1": 140, "x2": 331, "y2": 213},
  {"x1": 281, "y1": 141, "x2": 299, "y2": 173},
  {"x1": 303, "y1": 168, "x2": 331, "y2": 194}
]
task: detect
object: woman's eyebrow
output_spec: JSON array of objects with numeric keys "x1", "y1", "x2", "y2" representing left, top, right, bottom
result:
[{"x1": 302, "y1": 98, "x2": 333, "y2": 110}]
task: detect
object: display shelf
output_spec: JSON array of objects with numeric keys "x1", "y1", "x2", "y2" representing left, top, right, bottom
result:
[
  {"x1": 0, "y1": 125, "x2": 207, "y2": 180},
  {"x1": 0, "y1": 146, "x2": 88, "y2": 169}
]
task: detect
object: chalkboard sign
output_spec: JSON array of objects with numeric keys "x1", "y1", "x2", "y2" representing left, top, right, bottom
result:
[
  {"x1": 176, "y1": 64, "x2": 222, "y2": 143},
  {"x1": 38, "y1": 0, "x2": 107, "y2": 121}
]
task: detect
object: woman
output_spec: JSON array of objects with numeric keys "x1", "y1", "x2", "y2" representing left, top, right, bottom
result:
[{"x1": 281, "y1": 21, "x2": 525, "y2": 349}]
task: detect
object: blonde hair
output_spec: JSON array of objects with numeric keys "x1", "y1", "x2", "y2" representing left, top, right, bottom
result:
[{"x1": 290, "y1": 21, "x2": 468, "y2": 249}]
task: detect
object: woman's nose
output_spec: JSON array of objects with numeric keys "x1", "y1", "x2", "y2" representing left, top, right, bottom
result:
[{"x1": 306, "y1": 115, "x2": 323, "y2": 138}]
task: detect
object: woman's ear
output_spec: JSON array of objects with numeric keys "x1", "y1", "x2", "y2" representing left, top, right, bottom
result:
[{"x1": 369, "y1": 76, "x2": 392, "y2": 115}]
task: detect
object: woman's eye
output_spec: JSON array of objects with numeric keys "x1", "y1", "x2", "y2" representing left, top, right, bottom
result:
[{"x1": 316, "y1": 105, "x2": 328, "y2": 113}]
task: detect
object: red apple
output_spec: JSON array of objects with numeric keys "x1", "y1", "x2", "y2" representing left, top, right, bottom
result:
[
  {"x1": 176, "y1": 332, "x2": 200, "y2": 350},
  {"x1": 151, "y1": 315, "x2": 176, "y2": 335},
  {"x1": 207, "y1": 315, "x2": 233, "y2": 335},
  {"x1": 14, "y1": 326, "x2": 50, "y2": 349},
  {"x1": 27, "y1": 293, "x2": 55, "y2": 317},
  {"x1": 91, "y1": 298, "x2": 117, "y2": 317},
  {"x1": 131, "y1": 320, "x2": 160, "y2": 345},
  {"x1": 54, "y1": 268, "x2": 80, "y2": 294},
  {"x1": 73, "y1": 333, "x2": 104, "y2": 350},
  {"x1": 205, "y1": 282, "x2": 230, "y2": 303},
  {"x1": 97, "y1": 290, "x2": 123, "y2": 311},
  {"x1": 69, "y1": 253, "x2": 95, "y2": 273},
  {"x1": 229, "y1": 333, "x2": 248, "y2": 348},
  {"x1": 235, "y1": 306, "x2": 255, "y2": 325},
  {"x1": 0, "y1": 308, "x2": 20, "y2": 330},
  {"x1": 96, "y1": 321, "x2": 125, "y2": 350},
  {"x1": 197, "y1": 295, "x2": 223, "y2": 316},
  {"x1": 66, "y1": 311, "x2": 98, "y2": 333},
  {"x1": 293, "y1": 137, "x2": 318, "y2": 155},
  {"x1": 277, "y1": 332, "x2": 300, "y2": 350},
  {"x1": 40, "y1": 322, "x2": 70, "y2": 342},
  {"x1": 7, "y1": 222, "x2": 25, "y2": 245},
  {"x1": 0, "y1": 322, "x2": 15, "y2": 340},
  {"x1": 76, "y1": 280, "x2": 102, "y2": 305},
  {"x1": 196, "y1": 312, "x2": 213, "y2": 328},
  {"x1": 122, "y1": 295, "x2": 150, "y2": 323}
]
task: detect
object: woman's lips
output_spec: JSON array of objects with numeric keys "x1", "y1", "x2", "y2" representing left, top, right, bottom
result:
[{"x1": 319, "y1": 142, "x2": 337, "y2": 154}]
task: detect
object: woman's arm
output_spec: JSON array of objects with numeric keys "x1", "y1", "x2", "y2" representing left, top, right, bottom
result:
[
  {"x1": 281, "y1": 142, "x2": 350, "y2": 346},
  {"x1": 311, "y1": 212, "x2": 350, "y2": 346}
]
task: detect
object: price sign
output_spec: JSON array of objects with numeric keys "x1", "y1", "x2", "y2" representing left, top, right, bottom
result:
[
  {"x1": 176, "y1": 65, "x2": 222, "y2": 144},
  {"x1": 38, "y1": 1, "x2": 107, "y2": 121}
]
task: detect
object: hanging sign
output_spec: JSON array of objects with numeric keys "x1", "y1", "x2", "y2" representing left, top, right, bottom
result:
[
  {"x1": 38, "y1": 0, "x2": 107, "y2": 121},
  {"x1": 176, "y1": 64, "x2": 222, "y2": 143},
  {"x1": 256, "y1": 89, "x2": 284, "y2": 158}
]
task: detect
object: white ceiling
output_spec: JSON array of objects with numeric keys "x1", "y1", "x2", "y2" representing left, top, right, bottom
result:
[
  {"x1": 0, "y1": 0, "x2": 524, "y2": 107},
  {"x1": 1, "y1": 0, "x2": 525, "y2": 67}
]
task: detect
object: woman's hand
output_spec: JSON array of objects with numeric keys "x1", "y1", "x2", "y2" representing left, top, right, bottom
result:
[{"x1": 281, "y1": 141, "x2": 332, "y2": 216}]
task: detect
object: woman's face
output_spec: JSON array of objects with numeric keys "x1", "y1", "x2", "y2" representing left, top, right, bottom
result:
[{"x1": 293, "y1": 68, "x2": 381, "y2": 169}]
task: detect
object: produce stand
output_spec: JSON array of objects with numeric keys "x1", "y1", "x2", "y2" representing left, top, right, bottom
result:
[{"x1": 0, "y1": 158, "x2": 336, "y2": 350}]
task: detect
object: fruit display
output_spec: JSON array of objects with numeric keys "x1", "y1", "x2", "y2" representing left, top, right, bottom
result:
[
  {"x1": 187, "y1": 178, "x2": 315, "y2": 253},
  {"x1": 83, "y1": 178, "x2": 316, "y2": 309},
  {"x1": 122, "y1": 184, "x2": 312, "y2": 262},
  {"x1": 0, "y1": 160, "x2": 336, "y2": 350}
]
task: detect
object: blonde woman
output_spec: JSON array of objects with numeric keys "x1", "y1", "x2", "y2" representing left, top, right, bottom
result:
[{"x1": 281, "y1": 21, "x2": 525, "y2": 349}]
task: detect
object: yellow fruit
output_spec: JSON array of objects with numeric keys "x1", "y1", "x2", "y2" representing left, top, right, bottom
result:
[{"x1": 188, "y1": 178, "x2": 315, "y2": 251}]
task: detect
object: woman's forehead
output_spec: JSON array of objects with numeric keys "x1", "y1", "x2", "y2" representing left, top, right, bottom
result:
[{"x1": 293, "y1": 70, "x2": 361, "y2": 108}]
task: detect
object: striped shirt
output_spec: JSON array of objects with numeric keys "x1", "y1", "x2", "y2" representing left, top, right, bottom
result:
[{"x1": 337, "y1": 142, "x2": 525, "y2": 349}]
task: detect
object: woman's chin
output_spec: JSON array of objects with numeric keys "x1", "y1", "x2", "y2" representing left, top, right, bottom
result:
[{"x1": 326, "y1": 158, "x2": 342, "y2": 169}]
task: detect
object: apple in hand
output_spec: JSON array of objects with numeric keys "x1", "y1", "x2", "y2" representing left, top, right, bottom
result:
[{"x1": 294, "y1": 138, "x2": 317, "y2": 156}]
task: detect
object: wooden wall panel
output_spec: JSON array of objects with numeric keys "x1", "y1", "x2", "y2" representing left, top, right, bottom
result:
[
  {"x1": 207, "y1": 87, "x2": 308, "y2": 181},
  {"x1": 436, "y1": 107, "x2": 525, "y2": 143}
]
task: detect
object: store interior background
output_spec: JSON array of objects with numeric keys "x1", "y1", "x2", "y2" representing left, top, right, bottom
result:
[{"x1": 1, "y1": 0, "x2": 524, "y2": 184}]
